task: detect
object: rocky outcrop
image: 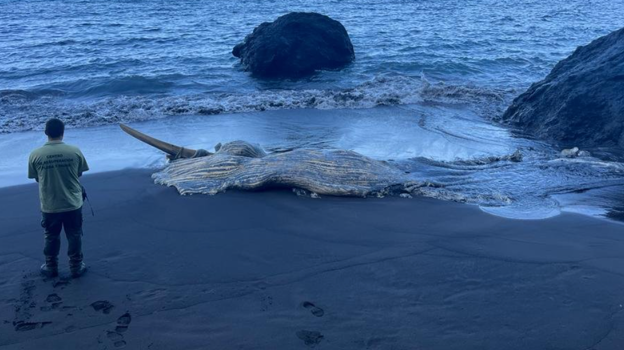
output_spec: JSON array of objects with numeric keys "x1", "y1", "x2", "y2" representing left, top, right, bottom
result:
[
  {"x1": 232, "y1": 12, "x2": 355, "y2": 78},
  {"x1": 501, "y1": 27, "x2": 624, "y2": 149}
]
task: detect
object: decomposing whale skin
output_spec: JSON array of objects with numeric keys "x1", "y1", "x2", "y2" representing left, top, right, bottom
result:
[
  {"x1": 119, "y1": 124, "x2": 412, "y2": 197},
  {"x1": 152, "y1": 143, "x2": 409, "y2": 197}
]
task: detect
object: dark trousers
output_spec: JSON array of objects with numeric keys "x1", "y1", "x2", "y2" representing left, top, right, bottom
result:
[{"x1": 41, "y1": 207, "x2": 83, "y2": 267}]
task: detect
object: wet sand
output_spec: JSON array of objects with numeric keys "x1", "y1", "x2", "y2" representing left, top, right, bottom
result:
[{"x1": 0, "y1": 169, "x2": 623, "y2": 349}]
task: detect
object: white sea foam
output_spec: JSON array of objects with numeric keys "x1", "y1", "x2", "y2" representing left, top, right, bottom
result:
[{"x1": 0, "y1": 75, "x2": 513, "y2": 134}]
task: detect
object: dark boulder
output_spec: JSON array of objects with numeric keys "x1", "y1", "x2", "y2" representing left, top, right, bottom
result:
[
  {"x1": 232, "y1": 12, "x2": 355, "y2": 78},
  {"x1": 501, "y1": 27, "x2": 624, "y2": 149}
]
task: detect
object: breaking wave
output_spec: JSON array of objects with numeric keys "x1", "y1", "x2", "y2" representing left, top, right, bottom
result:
[{"x1": 0, "y1": 75, "x2": 514, "y2": 134}]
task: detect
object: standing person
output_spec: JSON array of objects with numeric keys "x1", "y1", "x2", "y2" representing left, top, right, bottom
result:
[{"x1": 28, "y1": 118, "x2": 89, "y2": 278}]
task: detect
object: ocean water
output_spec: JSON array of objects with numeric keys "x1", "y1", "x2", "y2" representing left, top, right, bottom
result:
[{"x1": 0, "y1": 0, "x2": 623, "y2": 221}]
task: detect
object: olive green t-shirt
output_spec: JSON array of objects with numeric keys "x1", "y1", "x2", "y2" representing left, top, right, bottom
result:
[{"x1": 28, "y1": 141, "x2": 89, "y2": 213}]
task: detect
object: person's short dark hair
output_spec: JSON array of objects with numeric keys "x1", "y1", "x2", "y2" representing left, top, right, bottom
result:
[{"x1": 45, "y1": 118, "x2": 65, "y2": 138}]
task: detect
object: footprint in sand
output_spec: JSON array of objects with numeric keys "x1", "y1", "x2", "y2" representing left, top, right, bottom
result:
[
  {"x1": 296, "y1": 330, "x2": 324, "y2": 348},
  {"x1": 107, "y1": 331, "x2": 126, "y2": 348},
  {"x1": 91, "y1": 300, "x2": 115, "y2": 314},
  {"x1": 116, "y1": 312, "x2": 132, "y2": 333},
  {"x1": 52, "y1": 278, "x2": 70, "y2": 289},
  {"x1": 13, "y1": 277, "x2": 43, "y2": 330},
  {"x1": 260, "y1": 295, "x2": 273, "y2": 311},
  {"x1": 106, "y1": 312, "x2": 132, "y2": 348},
  {"x1": 40, "y1": 293, "x2": 63, "y2": 311},
  {"x1": 14, "y1": 321, "x2": 52, "y2": 332},
  {"x1": 45, "y1": 294, "x2": 62, "y2": 303},
  {"x1": 301, "y1": 301, "x2": 324, "y2": 317}
]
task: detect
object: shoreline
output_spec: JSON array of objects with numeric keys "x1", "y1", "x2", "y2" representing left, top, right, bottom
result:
[
  {"x1": 2, "y1": 105, "x2": 622, "y2": 224},
  {"x1": 3, "y1": 164, "x2": 621, "y2": 226},
  {"x1": 1, "y1": 168, "x2": 624, "y2": 349}
]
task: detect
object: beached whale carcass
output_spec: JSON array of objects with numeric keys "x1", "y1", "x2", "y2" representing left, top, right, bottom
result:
[{"x1": 119, "y1": 124, "x2": 412, "y2": 196}]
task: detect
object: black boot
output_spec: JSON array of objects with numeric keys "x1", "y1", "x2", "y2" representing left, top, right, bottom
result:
[
  {"x1": 70, "y1": 262, "x2": 87, "y2": 278},
  {"x1": 40, "y1": 263, "x2": 58, "y2": 278}
]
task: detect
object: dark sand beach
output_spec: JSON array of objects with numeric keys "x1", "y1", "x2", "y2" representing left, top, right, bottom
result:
[
  {"x1": 0, "y1": 169, "x2": 623, "y2": 349},
  {"x1": 2, "y1": 0, "x2": 624, "y2": 348}
]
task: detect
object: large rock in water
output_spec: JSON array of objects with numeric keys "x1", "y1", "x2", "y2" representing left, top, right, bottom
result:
[
  {"x1": 232, "y1": 12, "x2": 355, "y2": 78},
  {"x1": 501, "y1": 27, "x2": 624, "y2": 149}
]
